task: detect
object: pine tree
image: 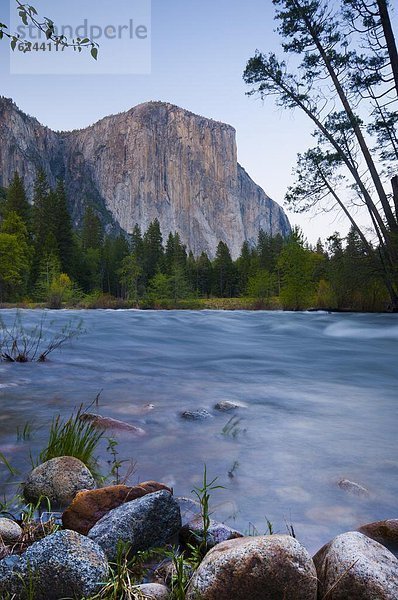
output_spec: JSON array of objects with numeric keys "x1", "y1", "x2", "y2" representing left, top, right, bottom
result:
[
  {"x1": 143, "y1": 219, "x2": 164, "y2": 281},
  {"x1": 197, "y1": 252, "x2": 213, "y2": 297},
  {"x1": 213, "y1": 241, "x2": 236, "y2": 297},
  {"x1": 81, "y1": 205, "x2": 103, "y2": 251},
  {"x1": 5, "y1": 172, "x2": 31, "y2": 227},
  {"x1": 54, "y1": 179, "x2": 74, "y2": 274},
  {"x1": 278, "y1": 229, "x2": 315, "y2": 310},
  {"x1": 236, "y1": 241, "x2": 252, "y2": 295}
]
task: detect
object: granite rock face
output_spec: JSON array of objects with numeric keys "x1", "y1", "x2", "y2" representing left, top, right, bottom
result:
[{"x1": 0, "y1": 97, "x2": 290, "y2": 258}]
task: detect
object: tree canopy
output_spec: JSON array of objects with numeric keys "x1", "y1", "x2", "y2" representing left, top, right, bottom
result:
[{"x1": 244, "y1": 0, "x2": 398, "y2": 308}]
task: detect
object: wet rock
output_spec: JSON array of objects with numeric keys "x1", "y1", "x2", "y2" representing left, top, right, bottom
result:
[
  {"x1": 0, "y1": 530, "x2": 108, "y2": 599},
  {"x1": 88, "y1": 490, "x2": 182, "y2": 561},
  {"x1": 0, "y1": 518, "x2": 22, "y2": 545},
  {"x1": 180, "y1": 409, "x2": 213, "y2": 421},
  {"x1": 63, "y1": 481, "x2": 172, "y2": 535},
  {"x1": 358, "y1": 519, "x2": 398, "y2": 557},
  {"x1": 133, "y1": 583, "x2": 170, "y2": 599},
  {"x1": 180, "y1": 515, "x2": 243, "y2": 548},
  {"x1": 186, "y1": 535, "x2": 317, "y2": 600},
  {"x1": 313, "y1": 531, "x2": 398, "y2": 599},
  {"x1": 338, "y1": 478, "x2": 369, "y2": 497},
  {"x1": 23, "y1": 456, "x2": 96, "y2": 507},
  {"x1": 80, "y1": 412, "x2": 146, "y2": 436},
  {"x1": 214, "y1": 401, "x2": 244, "y2": 412},
  {"x1": 176, "y1": 497, "x2": 201, "y2": 527}
]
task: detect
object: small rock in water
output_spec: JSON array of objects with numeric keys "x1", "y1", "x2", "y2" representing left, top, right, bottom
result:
[
  {"x1": 338, "y1": 478, "x2": 369, "y2": 497},
  {"x1": 0, "y1": 530, "x2": 108, "y2": 599},
  {"x1": 176, "y1": 497, "x2": 201, "y2": 527},
  {"x1": 358, "y1": 519, "x2": 398, "y2": 557},
  {"x1": 88, "y1": 490, "x2": 182, "y2": 561},
  {"x1": 214, "y1": 400, "x2": 245, "y2": 412},
  {"x1": 80, "y1": 412, "x2": 146, "y2": 436},
  {"x1": 62, "y1": 481, "x2": 172, "y2": 535},
  {"x1": 180, "y1": 408, "x2": 213, "y2": 421},
  {"x1": 180, "y1": 515, "x2": 243, "y2": 548},
  {"x1": 23, "y1": 456, "x2": 96, "y2": 507},
  {"x1": 313, "y1": 531, "x2": 398, "y2": 599},
  {"x1": 186, "y1": 535, "x2": 317, "y2": 600},
  {"x1": 0, "y1": 518, "x2": 22, "y2": 545},
  {"x1": 133, "y1": 583, "x2": 170, "y2": 599}
]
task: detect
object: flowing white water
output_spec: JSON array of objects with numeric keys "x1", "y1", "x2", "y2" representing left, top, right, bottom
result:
[{"x1": 0, "y1": 309, "x2": 397, "y2": 554}]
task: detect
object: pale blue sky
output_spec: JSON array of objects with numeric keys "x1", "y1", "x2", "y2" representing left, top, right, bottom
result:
[{"x1": 0, "y1": 0, "x2": 371, "y2": 243}]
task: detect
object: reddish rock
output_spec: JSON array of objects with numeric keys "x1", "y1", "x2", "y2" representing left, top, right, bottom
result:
[
  {"x1": 62, "y1": 481, "x2": 171, "y2": 535},
  {"x1": 80, "y1": 413, "x2": 146, "y2": 436}
]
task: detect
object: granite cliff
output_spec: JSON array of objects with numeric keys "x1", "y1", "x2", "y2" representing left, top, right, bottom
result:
[{"x1": 0, "y1": 97, "x2": 290, "y2": 257}]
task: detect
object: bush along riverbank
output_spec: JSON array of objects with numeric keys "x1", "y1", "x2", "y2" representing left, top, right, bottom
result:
[{"x1": 0, "y1": 408, "x2": 397, "y2": 599}]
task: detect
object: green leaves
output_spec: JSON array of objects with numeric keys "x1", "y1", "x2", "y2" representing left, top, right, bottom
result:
[{"x1": 91, "y1": 46, "x2": 98, "y2": 60}]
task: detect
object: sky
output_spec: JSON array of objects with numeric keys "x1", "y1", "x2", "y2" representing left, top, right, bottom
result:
[{"x1": 0, "y1": 0, "x2": 388, "y2": 244}]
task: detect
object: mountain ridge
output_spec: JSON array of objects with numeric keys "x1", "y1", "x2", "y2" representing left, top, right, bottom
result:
[{"x1": 0, "y1": 96, "x2": 291, "y2": 258}]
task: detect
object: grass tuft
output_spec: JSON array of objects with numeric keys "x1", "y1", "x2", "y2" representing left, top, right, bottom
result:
[{"x1": 39, "y1": 405, "x2": 104, "y2": 476}]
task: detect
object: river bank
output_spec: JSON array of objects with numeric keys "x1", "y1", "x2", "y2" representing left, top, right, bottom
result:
[{"x1": 0, "y1": 309, "x2": 397, "y2": 555}]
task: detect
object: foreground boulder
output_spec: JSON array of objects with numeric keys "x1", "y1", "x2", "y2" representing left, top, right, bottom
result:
[
  {"x1": 186, "y1": 535, "x2": 317, "y2": 600},
  {"x1": 0, "y1": 518, "x2": 22, "y2": 545},
  {"x1": 180, "y1": 515, "x2": 243, "y2": 548},
  {"x1": 358, "y1": 519, "x2": 398, "y2": 555},
  {"x1": 0, "y1": 530, "x2": 108, "y2": 599},
  {"x1": 313, "y1": 531, "x2": 398, "y2": 599},
  {"x1": 88, "y1": 490, "x2": 181, "y2": 560},
  {"x1": 63, "y1": 481, "x2": 172, "y2": 535},
  {"x1": 23, "y1": 456, "x2": 96, "y2": 506}
]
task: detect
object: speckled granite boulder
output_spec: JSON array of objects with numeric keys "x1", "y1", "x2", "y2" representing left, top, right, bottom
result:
[
  {"x1": 313, "y1": 531, "x2": 398, "y2": 599},
  {"x1": 88, "y1": 490, "x2": 182, "y2": 561},
  {"x1": 63, "y1": 481, "x2": 171, "y2": 535},
  {"x1": 0, "y1": 530, "x2": 108, "y2": 599},
  {"x1": 0, "y1": 518, "x2": 22, "y2": 545},
  {"x1": 186, "y1": 534, "x2": 317, "y2": 600},
  {"x1": 24, "y1": 456, "x2": 96, "y2": 506}
]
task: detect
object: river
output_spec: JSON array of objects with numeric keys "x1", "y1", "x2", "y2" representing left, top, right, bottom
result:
[{"x1": 0, "y1": 309, "x2": 397, "y2": 554}]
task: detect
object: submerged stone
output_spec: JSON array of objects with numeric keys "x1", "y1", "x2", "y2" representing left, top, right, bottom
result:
[{"x1": 180, "y1": 409, "x2": 213, "y2": 421}]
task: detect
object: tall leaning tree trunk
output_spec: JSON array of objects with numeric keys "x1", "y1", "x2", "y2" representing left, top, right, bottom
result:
[{"x1": 377, "y1": 0, "x2": 398, "y2": 98}]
